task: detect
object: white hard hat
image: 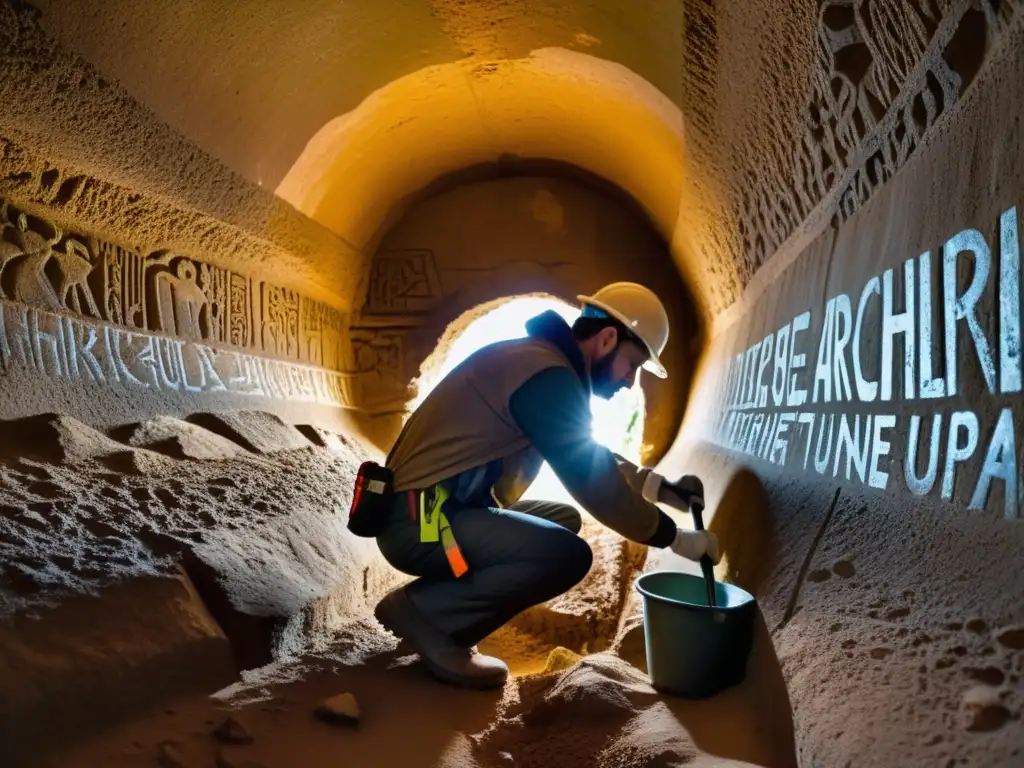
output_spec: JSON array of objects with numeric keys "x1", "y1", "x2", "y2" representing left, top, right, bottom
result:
[{"x1": 577, "y1": 282, "x2": 670, "y2": 378}]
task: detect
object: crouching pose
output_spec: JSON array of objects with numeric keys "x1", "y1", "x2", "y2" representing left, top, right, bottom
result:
[{"x1": 373, "y1": 283, "x2": 720, "y2": 688}]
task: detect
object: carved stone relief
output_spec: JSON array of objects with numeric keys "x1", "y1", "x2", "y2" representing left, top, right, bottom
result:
[
  {"x1": 349, "y1": 330, "x2": 408, "y2": 407},
  {"x1": 736, "y1": 1, "x2": 1020, "y2": 273},
  {"x1": 364, "y1": 249, "x2": 443, "y2": 316},
  {"x1": 0, "y1": 195, "x2": 361, "y2": 410},
  {"x1": 0, "y1": 197, "x2": 351, "y2": 368}
]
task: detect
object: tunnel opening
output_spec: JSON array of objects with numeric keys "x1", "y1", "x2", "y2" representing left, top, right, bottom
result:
[{"x1": 356, "y1": 157, "x2": 705, "y2": 469}]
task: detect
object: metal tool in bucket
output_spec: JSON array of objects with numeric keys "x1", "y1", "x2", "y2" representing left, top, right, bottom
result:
[{"x1": 634, "y1": 490, "x2": 757, "y2": 699}]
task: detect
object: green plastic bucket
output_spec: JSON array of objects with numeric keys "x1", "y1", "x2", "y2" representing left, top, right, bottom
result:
[{"x1": 635, "y1": 571, "x2": 757, "y2": 699}]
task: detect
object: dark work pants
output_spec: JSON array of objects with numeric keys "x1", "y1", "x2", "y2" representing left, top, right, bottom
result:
[{"x1": 376, "y1": 496, "x2": 594, "y2": 647}]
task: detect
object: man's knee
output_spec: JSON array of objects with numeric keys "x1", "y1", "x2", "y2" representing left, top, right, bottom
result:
[
  {"x1": 552, "y1": 503, "x2": 583, "y2": 534},
  {"x1": 567, "y1": 534, "x2": 593, "y2": 580},
  {"x1": 543, "y1": 528, "x2": 592, "y2": 590}
]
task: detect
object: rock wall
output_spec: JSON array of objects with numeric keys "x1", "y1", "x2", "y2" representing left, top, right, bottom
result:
[
  {"x1": 669, "y1": 7, "x2": 1024, "y2": 765},
  {"x1": 0, "y1": 409, "x2": 404, "y2": 763},
  {"x1": 0, "y1": 0, "x2": 399, "y2": 434},
  {"x1": 679, "y1": 0, "x2": 1024, "y2": 316}
]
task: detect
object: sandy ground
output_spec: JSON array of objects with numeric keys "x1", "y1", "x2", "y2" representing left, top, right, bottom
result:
[
  {"x1": 0, "y1": 409, "x2": 795, "y2": 768},
  {"x1": 45, "y1": 619, "x2": 792, "y2": 768}
]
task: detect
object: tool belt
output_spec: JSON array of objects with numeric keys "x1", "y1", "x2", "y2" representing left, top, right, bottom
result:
[
  {"x1": 347, "y1": 465, "x2": 469, "y2": 578},
  {"x1": 347, "y1": 461, "x2": 395, "y2": 538},
  {"x1": 347, "y1": 416, "x2": 468, "y2": 577},
  {"x1": 408, "y1": 484, "x2": 468, "y2": 578}
]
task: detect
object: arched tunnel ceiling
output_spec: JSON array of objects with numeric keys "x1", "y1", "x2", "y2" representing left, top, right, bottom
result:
[
  {"x1": 29, "y1": 0, "x2": 744, "y2": 319},
  {"x1": 31, "y1": 0, "x2": 684, "y2": 190}
]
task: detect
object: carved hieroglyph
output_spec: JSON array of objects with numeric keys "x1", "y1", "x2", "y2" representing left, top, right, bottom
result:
[
  {"x1": 0, "y1": 196, "x2": 358, "y2": 409},
  {"x1": 733, "y1": 1, "x2": 1021, "y2": 273},
  {"x1": 364, "y1": 250, "x2": 443, "y2": 316},
  {"x1": 349, "y1": 250, "x2": 445, "y2": 409}
]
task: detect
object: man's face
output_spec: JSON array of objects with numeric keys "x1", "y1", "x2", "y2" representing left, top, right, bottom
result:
[{"x1": 591, "y1": 333, "x2": 648, "y2": 399}]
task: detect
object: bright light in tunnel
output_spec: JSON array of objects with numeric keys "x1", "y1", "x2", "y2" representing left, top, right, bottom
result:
[{"x1": 412, "y1": 297, "x2": 645, "y2": 504}]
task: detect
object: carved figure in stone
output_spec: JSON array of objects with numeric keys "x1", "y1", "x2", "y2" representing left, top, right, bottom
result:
[
  {"x1": 100, "y1": 241, "x2": 146, "y2": 329},
  {"x1": 6, "y1": 214, "x2": 63, "y2": 312},
  {"x1": 0, "y1": 208, "x2": 21, "y2": 297},
  {"x1": 154, "y1": 258, "x2": 210, "y2": 341},
  {"x1": 52, "y1": 239, "x2": 101, "y2": 318},
  {"x1": 228, "y1": 273, "x2": 252, "y2": 347},
  {"x1": 260, "y1": 284, "x2": 300, "y2": 359}
]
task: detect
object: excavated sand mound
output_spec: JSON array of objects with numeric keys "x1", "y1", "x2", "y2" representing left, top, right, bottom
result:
[
  {"x1": 473, "y1": 654, "x2": 760, "y2": 768},
  {"x1": 111, "y1": 415, "x2": 246, "y2": 461}
]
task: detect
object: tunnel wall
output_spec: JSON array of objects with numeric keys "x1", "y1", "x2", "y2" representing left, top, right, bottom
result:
[
  {"x1": 357, "y1": 173, "x2": 701, "y2": 457},
  {"x1": 0, "y1": 8, "x2": 398, "y2": 759},
  {"x1": 671, "y1": 8, "x2": 1024, "y2": 766},
  {"x1": 0, "y1": 0, "x2": 395, "y2": 434}
]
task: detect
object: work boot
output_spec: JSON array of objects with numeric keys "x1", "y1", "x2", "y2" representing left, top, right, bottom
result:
[{"x1": 374, "y1": 587, "x2": 509, "y2": 689}]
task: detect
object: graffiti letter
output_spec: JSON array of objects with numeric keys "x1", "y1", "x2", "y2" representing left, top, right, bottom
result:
[
  {"x1": 833, "y1": 294, "x2": 853, "y2": 401},
  {"x1": 906, "y1": 413, "x2": 941, "y2": 496},
  {"x1": 918, "y1": 251, "x2": 946, "y2": 398},
  {"x1": 813, "y1": 298, "x2": 835, "y2": 403},
  {"x1": 787, "y1": 311, "x2": 811, "y2": 406},
  {"x1": 969, "y1": 408, "x2": 1017, "y2": 520},
  {"x1": 999, "y1": 207, "x2": 1021, "y2": 394},
  {"x1": 881, "y1": 258, "x2": 915, "y2": 400},
  {"x1": 854, "y1": 276, "x2": 881, "y2": 401},
  {"x1": 942, "y1": 410, "x2": 980, "y2": 500},
  {"x1": 869, "y1": 414, "x2": 896, "y2": 490},
  {"x1": 756, "y1": 332, "x2": 774, "y2": 407},
  {"x1": 772, "y1": 324, "x2": 791, "y2": 406},
  {"x1": 943, "y1": 230, "x2": 995, "y2": 395},
  {"x1": 834, "y1": 414, "x2": 871, "y2": 484}
]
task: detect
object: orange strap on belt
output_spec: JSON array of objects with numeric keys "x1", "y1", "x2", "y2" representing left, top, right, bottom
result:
[{"x1": 440, "y1": 519, "x2": 468, "y2": 578}]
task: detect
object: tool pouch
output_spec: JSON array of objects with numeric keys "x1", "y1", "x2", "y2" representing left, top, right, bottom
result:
[{"x1": 347, "y1": 461, "x2": 395, "y2": 537}]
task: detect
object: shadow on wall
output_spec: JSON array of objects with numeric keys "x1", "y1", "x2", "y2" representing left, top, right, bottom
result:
[
  {"x1": 708, "y1": 467, "x2": 775, "y2": 597},
  {"x1": 670, "y1": 467, "x2": 797, "y2": 764},
  {"x1": 661, "y1": 609, "x2": 797, "y2": 768}
]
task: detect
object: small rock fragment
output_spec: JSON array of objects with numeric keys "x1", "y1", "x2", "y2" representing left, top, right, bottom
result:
[
  {"x1": 961, "y1": 686, "x2": 1012, "y2": 732},
  {"x1": 543, "y1": 646, "x2": 582, "y2": 674},
  {"x1": 213, "y1": 716, "x2": 254, "y2": 744},
  {"x1": 315, "y1": 692, "x2": 361, "y2": 727},
  {"x1": 157, "y1": 741, "x2": 188, "y2": 768},
  {"x1": 869, "y1": 647, "x2": 892, "y2": 660}
]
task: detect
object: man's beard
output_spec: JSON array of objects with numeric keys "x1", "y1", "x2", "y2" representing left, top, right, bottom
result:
[{"x1": 591, "y1": 350, "x2": 629, "y2": 400}]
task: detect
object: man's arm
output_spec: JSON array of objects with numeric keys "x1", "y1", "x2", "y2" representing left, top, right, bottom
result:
[{"x1": 508, "y1": 367, "x2": 677, "y2": 547}]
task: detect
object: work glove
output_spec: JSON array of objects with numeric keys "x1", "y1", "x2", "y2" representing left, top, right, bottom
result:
[
  {"x1": 670, "y1": 528, "x2": 721, "y2": 564},
  {"x1": 659, "y1": 474, "x2": 705, "y2": 510}
]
